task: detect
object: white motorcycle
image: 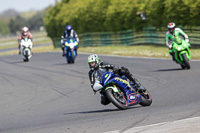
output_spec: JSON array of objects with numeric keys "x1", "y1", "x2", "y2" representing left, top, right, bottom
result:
[{"x1": 20, "y1": 37, "x2": 33, "y2": 62}]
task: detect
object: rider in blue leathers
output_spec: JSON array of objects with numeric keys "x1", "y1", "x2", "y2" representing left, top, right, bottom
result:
[
  {"x1": 61, "y1": 25, "x2": 79, "y2": 56},
  {"x1": 88, "y1": 54, "x2": 143, "y2": 105}
]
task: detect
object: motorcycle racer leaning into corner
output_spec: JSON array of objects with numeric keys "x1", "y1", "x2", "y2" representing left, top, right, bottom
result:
[
  {"x1": 166, "y1": 22, "x2": 190, "y2": 61},
  {"x1": 18, "y1": 27, "x2": 33, "y2": 55},
  {"x1": 88, "y1": 54, "x2": 145, "y2": 105},
  {"x1": 61, "y1": 25, "x2": 79, "y2": 57}
]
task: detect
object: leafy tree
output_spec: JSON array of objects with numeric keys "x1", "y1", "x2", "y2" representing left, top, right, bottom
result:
[
  {"x1": 28, "y1": 13, "x2": 44, "y2": 31},
  {"x1": 0, "y1": 9, "x2": 19, "y2": 19},
  {"x1": 0, "y1": 20, "x2": 10, "y2": 35},
  {"x1": 9, "y1": 15, "x2": 26, "y2": 34},
  {"x1": 43, "y1": 0, "x2": 200, "y2": 39},
  {"x1": 146, "y1": 0, "x2": 166, "y2": 28},
  {"x1": 44, "y1": 1, "x2": 63, "y2": 38},
  {"x1": 163, "y1": 0, "x2": 190, "y2": 26},
  {"x1": 186, "y1": 0, "x2": 200, "y2": 27}
]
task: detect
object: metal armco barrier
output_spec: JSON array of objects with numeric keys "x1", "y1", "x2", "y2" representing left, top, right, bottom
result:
[{"x1": 53, "y1": 27, "x2": 200, "y2": 48}]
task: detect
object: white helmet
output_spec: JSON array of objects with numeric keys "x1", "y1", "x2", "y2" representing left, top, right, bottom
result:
[
  {"x1": 88, "y1": 54, "x2": 100, "y2": 70},
  {"x1": 22, "y1": 27, "x2": 29, "y2": 36},
  {"x1": 167, "y1": 22, "x2": 175, "y2": 34}
]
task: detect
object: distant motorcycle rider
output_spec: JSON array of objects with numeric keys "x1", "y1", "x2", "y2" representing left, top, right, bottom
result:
[
  {"x1": 88, "y1": 54, "x2": 143, "y2": 105},
  {"x1": 18, "y1": 27, "x2": 33, "y2": 55},
  {"x1": 166, "y1": 22, "x2": 190, "y2": 61},
  {"x1": 61, "y1": 25, "x2": 79, "y2": 56}
]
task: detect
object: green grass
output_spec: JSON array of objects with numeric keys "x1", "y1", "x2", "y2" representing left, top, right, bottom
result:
[
  {"x1": 0, "y1": 31, "x2": 200, "y2": 60},
  {"x1": 78, "y1": 45, "x2": 200, "y2": 60},
  {"x1": 1, "y1": 45, "x2": 200, "y2": 60},
  {"x1": 0, "y1": 45, "x2": 58, "y2": 56},
  {"x1": 0, "y1": 31, "x2": 52, "y2": 49}
]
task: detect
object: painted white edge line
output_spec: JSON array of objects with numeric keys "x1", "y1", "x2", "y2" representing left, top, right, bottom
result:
[{"x1": 104, "y1": 116, "x2": 200, "y2": 133}]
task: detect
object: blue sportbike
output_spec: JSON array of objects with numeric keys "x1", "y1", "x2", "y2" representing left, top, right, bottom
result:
[
  {"x1": 64, "y1": 37, "x2": 78, "y2": 64},
  {"x1": 93, "y1": 71, "x2": 152, "y2": 110}
]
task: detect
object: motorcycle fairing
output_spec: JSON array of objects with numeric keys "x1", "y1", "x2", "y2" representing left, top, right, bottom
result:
[
  {"x1": 102, "y1": 72, "x2": 142, "y2": 105},
  {"x1": 173, "y1": 39, "x2": 191, "y2": 64}
]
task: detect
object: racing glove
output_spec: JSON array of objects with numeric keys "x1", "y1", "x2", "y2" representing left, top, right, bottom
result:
[
  {"x1": 185, "y1": 38, "x2": 189, "y2": 43},
  {"x1": 169, "y1": 44, "x2": 172, "y2": 49}
]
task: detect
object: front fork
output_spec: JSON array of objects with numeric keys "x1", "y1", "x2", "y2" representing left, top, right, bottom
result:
[
  {"x1": 105, "y1": 85, "x2": 119, "y2": 93},
  {"x1": 176, "y1": 50, "x2": 191, "y2": 63}
]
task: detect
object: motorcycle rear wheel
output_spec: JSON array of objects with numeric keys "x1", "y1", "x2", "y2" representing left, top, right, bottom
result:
[
  {"x1": 139, "y1": 90, "x2": 152, "y2": 106},
  {"x1": 180, "y1": 64, "x2": 186, "y2": 69},
  {"x1": 106, "y1": 88, "x2": 128, "y2": 110}
]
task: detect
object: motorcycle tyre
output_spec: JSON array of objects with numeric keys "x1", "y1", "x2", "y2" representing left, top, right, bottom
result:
[
  {"x1": 65, "y1": 50, "x2": 71, "y2": 64},
  {"x1": 67, "y1": 60, "x2": 71, "y2": 64},
  {"x1": 180, "y1": 64, "x2": 186, "y2": 69},
  {"x1": 71, "y1": 51, "x2": 75, "y2": 64},
  {"x1": 106, "y1": 88, "x2": 128, "y2": 110},
  {"x1": 182, "y1": 53, "x2": 190, "y2": 69},
  {"x1": 139, "y1": 90, "x2": 152, "y2": 106},
  {"x1": 24, "y1": 51, "x2": 29, "y2": 62}
]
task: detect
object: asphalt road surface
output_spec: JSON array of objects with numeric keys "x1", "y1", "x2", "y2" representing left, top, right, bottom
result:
[{"x1": 0, "y1": 52, "x2": 200, "y2": 133}]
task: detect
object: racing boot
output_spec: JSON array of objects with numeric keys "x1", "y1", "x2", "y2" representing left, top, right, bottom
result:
[
  {"x1": 101, "y1": 95, "x2": 110, "y2": 105},
  {"x1": 126, "y1": 73, "x2": 146, "y2": 92},
  {"x1": 61, "y1": 46, "x2": 65, "y2": 57},
  {"x1": 170, "y1": 52, "x2": 175, "y2": 61},
  {"x1": 131, "y1": 78, "x2": 141, "y2": 91},
  {"x1": 18, "y1": 46, "x2": 21, "y2": 55}
]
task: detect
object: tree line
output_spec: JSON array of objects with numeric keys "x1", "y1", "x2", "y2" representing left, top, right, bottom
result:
[
  {"x1": 44, "y1": 0, "x2": 200, "y2": 40},
  {"x1": 0, "y1": 8, "x2": 49, "y2": 36}
]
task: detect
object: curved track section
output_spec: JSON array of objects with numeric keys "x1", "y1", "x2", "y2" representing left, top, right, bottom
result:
[{"x1": 0, "y1": 52, "x2": 200, "y2": 133}]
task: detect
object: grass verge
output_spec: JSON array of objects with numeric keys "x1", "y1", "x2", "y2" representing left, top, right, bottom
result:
[
  {"x1": 0, "y1": 45, "x2": 200, "y2": 60},
  {"x1": 78, "y1": 45, "x2": 200, "y2": 60},
  {"x1": 0, "y1": 31, "x2": 52, "y2": 49},
  {"x1": 0, "y1": 45, "x2": 59, "y2": 56}
]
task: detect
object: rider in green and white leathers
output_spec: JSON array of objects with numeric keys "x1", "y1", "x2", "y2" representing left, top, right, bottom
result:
[{"x1": 166, "y1": 22, "x2": 190, "y2": 60}]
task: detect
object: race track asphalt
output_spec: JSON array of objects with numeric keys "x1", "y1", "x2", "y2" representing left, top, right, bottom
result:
[{"x1": 0, "y1": 52, "x2": 200, "y2": 133}]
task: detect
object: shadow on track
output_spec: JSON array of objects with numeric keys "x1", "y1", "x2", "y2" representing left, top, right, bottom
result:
[
  {"x1": 64, "y1": 106, "x2": 141, "y2": 115},
  {"x1": 153, "y1": 68, "x2": 183, "y2": 72},
  {"x1": 52, "y1": 63, "x2": 75, "y2": 66},
  {"x1": 52, "y1": 63, "x2": 68, "y2": 66},
  {"x1": 64, "y1": 109, "x2": 120, "y2": 115},
  {"x1": 0, "y1": 60, "x2": 25, "y2": 64}
]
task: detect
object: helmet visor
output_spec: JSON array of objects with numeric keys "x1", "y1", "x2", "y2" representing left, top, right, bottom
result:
[
  {"x1": 89, "y1": 61, "x2": 96, "y2": 68},
  {"x1": 168, "y1": 28, "x2": 174, "y2": 33},
  {"x1": 23, "y1": 32, "x2": 28, "y2": 36}
]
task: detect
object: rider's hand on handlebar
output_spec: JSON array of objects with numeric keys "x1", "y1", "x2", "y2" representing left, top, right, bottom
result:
[
  {"x1": 169, "y1": 44, "x2": 172, "y2": 49},
  {"x1": 185, "y1": 38, "x2": 189, "y2": 43}
]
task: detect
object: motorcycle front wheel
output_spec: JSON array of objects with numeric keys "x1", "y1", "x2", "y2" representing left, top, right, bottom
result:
[
  {"x1": 139, "y1": 90, "x2": 152, "y2": 106},
  {"x1": 23, "y1": 50, "x2": 29, "y2": 62},
  {"x1": 182, "y1": 53, "x2": 190, "y2": 69},
  {"x1": 71, "y1": 51, "x2": 75, "y2": 63},
  {"x1": 106, "y1": 88, "x2": 128, "y2": 110}
]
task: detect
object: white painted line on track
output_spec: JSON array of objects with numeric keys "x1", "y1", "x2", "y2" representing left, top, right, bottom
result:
[{"x1": 104, "y1": 116, "x2": 200, "y2": 133}]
